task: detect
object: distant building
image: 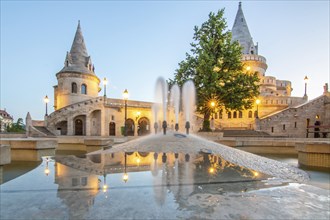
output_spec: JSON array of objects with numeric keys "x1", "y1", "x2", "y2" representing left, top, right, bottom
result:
[{"x1": 0, "y1": 109, "x2": 13, "y2": 132}]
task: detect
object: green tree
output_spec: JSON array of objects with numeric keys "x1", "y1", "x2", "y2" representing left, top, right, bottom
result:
[
  {"x1": 6, "y1": 118, "x2": 25, "y2": 132},
  {"x1": 169, "y1": 9, "x2": 259, "y2": 131}
]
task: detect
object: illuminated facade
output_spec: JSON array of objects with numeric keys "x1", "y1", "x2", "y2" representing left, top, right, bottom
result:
[
  {"x1": 36, "y1": 3, "x2": 328, "y2": 138},
  {"x1": 209, "y1": 2, "x2": 307, "y2": 130}
]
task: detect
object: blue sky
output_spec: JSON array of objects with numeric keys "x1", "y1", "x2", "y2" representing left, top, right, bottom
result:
[{"x1": 1, "y1": 0, "x2": 329, "y2": 120}]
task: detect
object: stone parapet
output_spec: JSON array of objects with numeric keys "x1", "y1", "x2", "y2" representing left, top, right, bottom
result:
[
  {"x1": 295, "y1": 142, "x2": 330, "y2": 168},
  {"x1": 0, "y1": 144, "x2": 11, "y2": 165}
]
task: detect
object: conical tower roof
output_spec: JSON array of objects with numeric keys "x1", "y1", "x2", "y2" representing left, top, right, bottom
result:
[
  {"x1": 231, "y1": 2, "x2": 257, "y2": 55},
  {"x1": 70, "y1": 21, "x2": 89, "y2": 65},
  {"x1": 58, "y1": 21, "x2": 95, "y2": 75}
]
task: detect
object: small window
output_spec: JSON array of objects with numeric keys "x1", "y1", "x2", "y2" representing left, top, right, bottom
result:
[
  {"x1": 283, "y1": 124, "x2": 286, "y2": 130},
  {"x1": 233, "y1": 111, "x2": 237, "y2": 118},
  {"x1": 81, "y1": 177, "x2": 87, "y2": 186},
  {"x1": 239, "y1": 111, "x2": 243, "y2": 118},
  {"x1": 111, "y1": 115, "x2": 115, "y2": 121},
  {"x1": 72, "y1": 178, "x2": 79, "y2": 187},
  {"x1": 81, "y1": 84, "x2": 87, "y2": 94},
  {"x1": 294, "y1": 122, "x2": 297, "y2": 128},
  {"x1": 72, "y1": 82, "x2": 77, "y2": 93},
  {"x1": 254, "y1": 111, "x2": 258, "y2": 118},
  {"x1": 219, "y1": 110, "x2": 223, "y2": 119},
  {"x1": 248, "y1": 111, "x2": 252, "y2": 118},
  {"x1": 271, "y1": 127, "x2": 274, "y2": 133},
  {"x1": 214, "y1": 112, "x2": 218, "y2": 119},
  {"x1": 228, "y1": 112, "x2": 232, "y2": 119}
]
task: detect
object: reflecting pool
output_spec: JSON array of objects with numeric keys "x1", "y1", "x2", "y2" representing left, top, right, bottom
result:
[
  {"x1": 0, "y1": 151, "x2": 329, "y2": 219},
  {"x1": 1, "y1": 150, "x2": 275, "y2": 219}
]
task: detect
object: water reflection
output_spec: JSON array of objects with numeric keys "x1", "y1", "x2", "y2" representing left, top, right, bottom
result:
[
  {"x1": 0, "y1": 150, "x2": 273, "y2": 219},
  {"x1": 55, "y1": 160, "x2": 99, "y2": 219}
]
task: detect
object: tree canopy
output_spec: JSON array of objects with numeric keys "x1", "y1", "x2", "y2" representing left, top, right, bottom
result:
[
  {"x1": 169, "y1": 9, "x2": 259, "y2": 130},
  {"x1": 6, "y1": 118, "x2": 25, "y2": 132}
]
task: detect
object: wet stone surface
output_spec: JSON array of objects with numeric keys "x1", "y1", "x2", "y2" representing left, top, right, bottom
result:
[{"x1": 1, "y1": 132, "x2": 329, "y2": 219}]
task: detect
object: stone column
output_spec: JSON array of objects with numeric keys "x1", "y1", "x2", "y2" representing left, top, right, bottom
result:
[
  {"x1": 101, "y1": 108, "x2": 108, "y2": 137},
  {"x1": 67, "y1": 116, "x2": 74, "y2": 136},
  {"x1": 85, "y1": 115, "x2": 91, "y2": 136}
]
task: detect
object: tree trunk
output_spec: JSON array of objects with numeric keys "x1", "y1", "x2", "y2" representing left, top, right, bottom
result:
[{"x1": 202, "y1": 112, "x2": 211, "y2": 131}]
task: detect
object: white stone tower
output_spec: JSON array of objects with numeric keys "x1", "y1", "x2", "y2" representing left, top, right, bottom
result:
[
  {"x1": 53, "y1": 21, "x2": 100, "y2": 110},
  {"x1": 231, "y1": 2, "x2": 268, "y2": 78}
]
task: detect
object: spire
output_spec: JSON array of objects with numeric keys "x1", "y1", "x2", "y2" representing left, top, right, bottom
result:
[
  {"x1": 231, "y1": 2, "x2": 257, "y2": 55},
  {"x1": 58, "y1": 21, "x2": 95, "y2": 75},
  {"x1": 70, "y1": 20, "x2": 89, "y2": 65}
]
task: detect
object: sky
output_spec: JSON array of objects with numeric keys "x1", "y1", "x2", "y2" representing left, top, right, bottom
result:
[{"x1": 1, "y1": 0, "x2": 329, "y2": 121}]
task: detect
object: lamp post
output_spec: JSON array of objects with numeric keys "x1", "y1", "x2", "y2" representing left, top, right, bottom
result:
[
  {"x1": 123, "y1": 89, "x2": 129, "y2": 137},
  {"x1": 103, "y1": 77, "x2": 108, "y2": 97},
  {"x1": 256, "y1": 99, "x2": 260, "y2": 119},
  {"x1": 304, "y1": 76, "x2": 309, "y2": 97},
  {"x1": 44, "y1": 95, "x2": 49, "y2": 116}
]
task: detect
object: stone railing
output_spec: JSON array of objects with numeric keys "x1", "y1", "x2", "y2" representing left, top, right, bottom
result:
[
  {"x1": 47, "y1": 96, "x2": 104, "y2": 120},
  {"x1": 105, "y1": 98, "x2": 153, "y2": 109},
  {"x1": 241, "y1": 54, "x2": 267, "y2": 63}
]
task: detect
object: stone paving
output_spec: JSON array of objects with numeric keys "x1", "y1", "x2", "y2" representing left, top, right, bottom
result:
[{"x1": 91, "y1": 131, "x2": 309, "y2": 182}]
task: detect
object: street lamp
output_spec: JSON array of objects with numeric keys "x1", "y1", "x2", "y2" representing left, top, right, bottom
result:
[
  {"x1": 103, "y1": 77, "x2": 108, "y2": 97},
  {"x1": 304, "y1": 76, "x2": 309, "y2": 97},
  {"x1": 44, "y1": 95, "x2": 49, "y2": 116},
  {"x1": 123, "y1": 89, "x2": 129, "y2": 137},
  {"x1": 256, "y1": 99, "x2": 261, "y2": 119}
]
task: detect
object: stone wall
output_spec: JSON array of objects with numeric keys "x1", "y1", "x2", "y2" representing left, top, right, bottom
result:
[{"x1": 258, "y1": 93, "x2": 330, "y2": 138}]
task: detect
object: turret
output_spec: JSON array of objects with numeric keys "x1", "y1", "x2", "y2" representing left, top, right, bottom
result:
[
  {"x1": 54, "y1": 21, "x2": 100, "y2": 110},
  {"x1": 232, "y1": 2, "x2": 268, "y2": 78}
]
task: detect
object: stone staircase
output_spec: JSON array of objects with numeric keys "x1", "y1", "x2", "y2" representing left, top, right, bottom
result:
[{"x1": 31, "y1": 126, "x2": 56, "y2": 137}]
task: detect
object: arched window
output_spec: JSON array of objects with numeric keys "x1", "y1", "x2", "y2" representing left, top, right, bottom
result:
[
  {"x1": 81, "y1": 84, "x2": 87, "y2": 94},
  {"x1": 239, "y1": 111, "x2": 243, "y2": 118},
  {"x1": 233, "y1": 111, "x2": 237, "y2": 118},
  {"x1": 254, "y1": 111, "x2": 258, "y2": 118},
  {"x1": 219, "y1": 109, "x2": 223, "y2": 119},
  {"x1": 72, "y1": 82, "x2": 77, "y2": 93},
  {"x1": 248, "y1": 111, "x2": 252, "y2": 118},
  {"x1": 228, "y1": 112, "x2": 232, "y2": 119}
]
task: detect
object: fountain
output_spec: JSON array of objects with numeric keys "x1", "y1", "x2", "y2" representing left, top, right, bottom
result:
[
  {"x1": 153, "y1": 77, "x2": 168, "y2": 135},
  {"x1": 170, "y1": 84, "x2": 180, "y2": 131},
  {"x1": 182, "y1": 80, "x2": 196, "y2": 135},
  {"x1": 153, "y1": 78, "x2": 196, "y2": 135}
]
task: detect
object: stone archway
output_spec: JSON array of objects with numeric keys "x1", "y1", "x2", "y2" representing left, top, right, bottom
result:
[
  {"x1": 55, "y1": 121, "x2": 68, "y2": 135},
  {"x1": 74, "y1": 115, "x2": 86, "y2": 136},
  {"x1": 138, "y1": 117, "x2": 150, "y2": 136},
  {"x1": 109, "y1": 122, "x2": 116, "y2": 136},
  {"x1": 126, "y1": 118, "x2": 135, "y2": 136},
  {"x1": 75, "y1": 119, "x2": 83, "y2": 135}
]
